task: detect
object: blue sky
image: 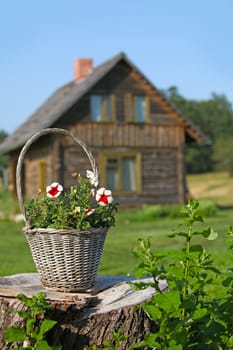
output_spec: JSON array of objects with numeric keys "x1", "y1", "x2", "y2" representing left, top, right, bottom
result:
[{"x1": 1, "y1": 0, "x2": 233, "y2": 133}]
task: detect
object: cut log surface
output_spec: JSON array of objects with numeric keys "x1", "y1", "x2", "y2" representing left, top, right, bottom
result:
[{"x1": 0, "y1": 273, "x2": 168, "y2": 349}]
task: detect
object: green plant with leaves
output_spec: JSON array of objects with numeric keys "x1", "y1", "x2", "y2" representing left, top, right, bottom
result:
[
  {"x1": 130, "y1": 199, "x2": 233, "y2": 349},
  {"x1": 213, "y1": 226, "x2": 233, "y2": 348},
  {"x1": 4, "y1": 292, "x2": 60, "y2": 350},
  {"x1": 86, "y1": 328, "x2": 130, "y2": 350}
]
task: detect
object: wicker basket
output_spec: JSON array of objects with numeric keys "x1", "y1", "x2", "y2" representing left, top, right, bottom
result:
[{"x1": 16, "y1": 128, "x2": 108, "y2": 292}]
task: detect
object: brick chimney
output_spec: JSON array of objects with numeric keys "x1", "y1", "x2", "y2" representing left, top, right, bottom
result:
[{"x1": 74, "y1": 58, "x2": 93, "y2": 81}]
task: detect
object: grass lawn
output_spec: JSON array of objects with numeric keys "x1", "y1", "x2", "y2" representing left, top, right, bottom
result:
[
  {"x1": 187, "y1": 171, "x2": 233, "y2": 206},
  {"x1": 0, "y1": 172, "x2": 233, "y2": 286},
  {"x1": 0, "y1": 220, "x2": 35, "y2": 276},
  {"x1": 101, "y1": 207, "x2": 233, "y2": 276},
  {"x1": 1, "y1": 206, "x2": 233, "y2": 279}
]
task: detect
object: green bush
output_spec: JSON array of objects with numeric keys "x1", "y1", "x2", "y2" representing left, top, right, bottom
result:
[
  {"x1": 142, "y1": 204, "x2": 183, "y2": 219},
  {"x1": 0, "y1": 189, "x2": 20, "y2": 217},
  {"x1": 197, "y1": 199, "x2": 218, "y2": 217},
  {"x1": 119, "y1": 200, "x2": 218, "y2": 224}
]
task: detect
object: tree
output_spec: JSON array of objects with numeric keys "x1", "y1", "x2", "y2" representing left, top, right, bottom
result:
[
  {"x1": 213, "y1": 137, "x2": 233, "y2": 176},
  {"x1": 164, "y1": 87, "x2": 233, "y2": 174},
  {"x1": 0, "y1": 130, "x2": 8, "y2": 188}
]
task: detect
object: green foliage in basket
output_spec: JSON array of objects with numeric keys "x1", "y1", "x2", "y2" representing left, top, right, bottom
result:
[{"x1": 26, "y1": 171, "x2": 118, "y2": 230}]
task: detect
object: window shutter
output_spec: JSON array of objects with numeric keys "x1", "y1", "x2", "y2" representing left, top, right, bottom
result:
[
  {"x1": 101, "y1": 96, "x2": 106, "y2": 121},
  {"x1": 110, "y1": 94, "x2": 116, "y2": 121},
  {"x1": 124, "y1": 93, "x2": 133, "y2": 121},
  {"x1": 135, "y1": 153, "x2": 142, "y2": 193}
]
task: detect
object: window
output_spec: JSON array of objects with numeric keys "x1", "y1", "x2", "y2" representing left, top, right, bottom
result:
[
  {"x1": 99, "y1": 152, "x2": 142, "y2": 194},
  {"x1": 124, "y1": 93, "x2": 150, "y2": 122},
  {"x1": 90, "y1": 95, "x2": 116, "y2": 121},
  {"x1": 135, "y1": 96, "x2": 146, "y2": 122}
]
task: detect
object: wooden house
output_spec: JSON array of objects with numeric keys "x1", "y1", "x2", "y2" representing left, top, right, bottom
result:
[{"x1": 0, "y1": 52, "x2": 207, "y2": 206}]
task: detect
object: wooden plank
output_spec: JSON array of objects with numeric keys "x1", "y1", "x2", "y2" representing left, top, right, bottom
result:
[{"x1": 0, "y1": 273, "x2": 167, "y2": 302}]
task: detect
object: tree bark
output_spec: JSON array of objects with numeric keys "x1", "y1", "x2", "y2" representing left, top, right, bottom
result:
[{"x1": 0, "y1": 273, "x2": 168, "y2": 349}]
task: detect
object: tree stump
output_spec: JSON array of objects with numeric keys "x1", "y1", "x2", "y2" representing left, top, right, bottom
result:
[{"x1": 0, "y1": 273, "x2": 168, "y2": 349}]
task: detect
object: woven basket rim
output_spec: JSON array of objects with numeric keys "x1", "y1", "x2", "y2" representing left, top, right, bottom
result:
[{"x1": 23, "y1": 225, "x2": 108, "y2": 236}]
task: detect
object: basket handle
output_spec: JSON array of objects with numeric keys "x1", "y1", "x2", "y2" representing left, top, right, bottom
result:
[{"x1": 16, "y1": 128, "x2": 98, "y2": 225}]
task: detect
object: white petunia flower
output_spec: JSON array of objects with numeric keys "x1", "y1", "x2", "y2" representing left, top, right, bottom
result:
[{"x1": 86, "y1": 170, "x2": 99, "y2": 187}]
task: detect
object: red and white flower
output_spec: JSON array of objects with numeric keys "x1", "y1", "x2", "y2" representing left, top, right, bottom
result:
[
  {"x1": 86, "y1": 170, "x2": 98, "y2": 187},
  {"x1": 96, "y1": 187, "x2": 113, "y2": 206},
  {"x1": 85, "y1": 208, "x2": 95, "y2": 216},
  {"x1": 46, "y1": 182, "x2": 63, "y2": 198}
]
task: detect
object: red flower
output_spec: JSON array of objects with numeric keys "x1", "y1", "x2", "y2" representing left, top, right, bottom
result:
[
  {"x1": 85, "y1": 208, "x2": 95, "y2": 216},
  {"x1": 46, "y1": 182, "x2": 63, "y2": 198},
  {"x1": 96, "y1": 187, "x2": 113, "y2": 206}
]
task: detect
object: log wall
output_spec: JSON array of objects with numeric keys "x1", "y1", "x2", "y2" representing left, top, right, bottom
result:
[{"x1": 70, "y1": 123, "x2": 184, "y2": 148}]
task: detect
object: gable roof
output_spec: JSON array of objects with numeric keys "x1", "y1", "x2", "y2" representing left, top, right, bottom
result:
[{"x1": 0, "y1": 52, "x2": 208, "y2": 153}]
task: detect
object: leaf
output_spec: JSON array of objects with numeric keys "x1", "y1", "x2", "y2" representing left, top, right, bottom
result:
[
  {"x1": 167, "y1": 340, "x2": 183, "y2": 350},
  {"x1": 134, "y1": 267, "x2": 149, "y2": 279},
  {"x1": 168, "y1": 231, "x2": 189, "y2": 238},
  {"x1": 143, "y1": 332, "x2": 159, "y2": 346},
  {"x1": 161, "y1": 249, "x2": 186, "y2": 260},
  {"x1": 204, "y1": 266, "x2": 221, "y2": 274},
  {"x1": 207, "y1": 228, "x2": 218, "y2": 240},
  {"x1": 191, "y1": 199, "x2": 199, "y2": 209},
  {"x1": 195, "y1": 227, "x2": 218, "y2": 240},
  {"x1": 190, "y1": 244, "x2": 203, "y2": 253},
  {"x1": 227, "y1": 335, "x2": 233, "y2": 347},
  {"x1": 37, "y1": 340, "x2": 53, "y2": 350},
  {"x1": 17, "y1": 293, "x2": 33, "y2": 307},
  {"x1": 202, "y1": 318, "x2": 226, "y2": 337},
  {"x1": 180, "y1": 298, "x2": 196, "y2": 312},
  {"x1": 152, "y1": 290, "x2": 181, "y2": 313},
  {"x1": 222, "y1": 276, "x2": 233, "y2": 287},
  {"x1": 38, "y1": 319, "x2": 57, "y2": 339},
  {"x1": 103, "y1": 339, "x2": 114, "y2": 348},
  {"x1": 26, "y1": 318, "x2": 36, "y2": 333},
  {"x1": 5, "y1": 326, "x2": 26, "y2": 342},
  {"x1": 143, "y1": 302, "x2": 162, "y2": 320},
  {"x1": 194, "y1": 214, "x2": 204, "y2": 222},
  {"x1": 167, "y1": 264, "x2": 184, "y2": 279},
  {"x1": 36, "y1": 292, "x2": 47, "y2": 302},
  {"x1": 184, "y1": 218, "x2": 194, "y2": 226},
  {"x1": 192, "y1": 307, "x2": 209, "y2": 320},
  {"x1": 17, "y1": 310, "x2": 31, "y2": 319}
]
